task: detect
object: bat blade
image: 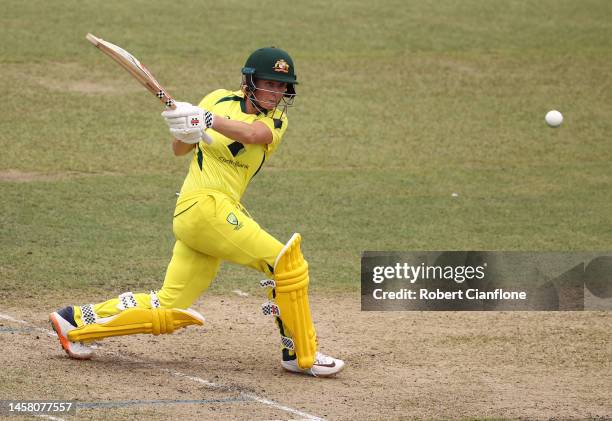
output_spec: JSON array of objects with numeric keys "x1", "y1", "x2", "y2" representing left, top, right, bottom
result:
[{"x1": 86, "y1": 33, "x2": 176, "y2": 109}]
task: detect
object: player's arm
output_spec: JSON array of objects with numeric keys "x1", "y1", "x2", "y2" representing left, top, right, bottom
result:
[
  {"x1": 172, "y1": 139, "x2": 196, "y2": 156},
  {"x1": 211, "y1": 118, "x2": 272, "y2": 145},
  {"x1": 161, "y1": 101, "x2": 272, "y2": 146}
]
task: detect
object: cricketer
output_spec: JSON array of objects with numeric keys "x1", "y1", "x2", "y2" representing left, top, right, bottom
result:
[{"x1": 49, "y1": 47, "x2": 345, "y2": 377}]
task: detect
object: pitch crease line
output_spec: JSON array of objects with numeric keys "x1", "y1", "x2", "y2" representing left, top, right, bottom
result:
[
  {"x1": 0, "y1": 311, "x2": 326, "y2": 421},
  {"x1": 0, "y1": 313, "x2": 58, "y2": 337},
  {"x1": 170, "y1": 371, "x2": 325, "y2": 421},
  {"x1": 35, "y1": 415, "x2": 66, "y2": 421},
  {"x1": 77, "y1": 397, "x2": 248, "y2": 409}
]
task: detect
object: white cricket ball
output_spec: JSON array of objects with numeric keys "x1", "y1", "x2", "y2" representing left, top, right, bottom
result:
[{"x1": 545, "y1": 110, "x2": 563, "y2": 128}]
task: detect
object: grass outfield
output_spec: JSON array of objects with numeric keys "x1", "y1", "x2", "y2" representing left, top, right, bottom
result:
[{"x1": 1, "y1": 0, "x2": 612, "y2": 297}]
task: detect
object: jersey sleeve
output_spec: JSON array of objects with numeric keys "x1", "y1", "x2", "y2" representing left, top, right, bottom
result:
[
  {"x1": 256, "y1": 114, "x2": 289, "y2": 155},
  {"x1": 198, "y1": 89, "x2": 232, "y2": 111}
]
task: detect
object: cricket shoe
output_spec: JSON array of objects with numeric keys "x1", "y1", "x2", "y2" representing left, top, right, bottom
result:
[
  {"x1": 49, "y1": 306, "x2": 94, "y2": 360},
  {"x1": 281, "y1": 352, "x2": 345, "y2": 377}
]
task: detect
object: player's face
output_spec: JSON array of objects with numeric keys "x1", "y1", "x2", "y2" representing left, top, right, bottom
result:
[{"x1": 253, "y1": 79, "x2": 287, "y2": 110}]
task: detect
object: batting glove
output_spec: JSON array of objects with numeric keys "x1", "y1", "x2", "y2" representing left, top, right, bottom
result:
[
  {"x1": 162, "y1": 101, "x2": 213, "y2": 144},
  {"x1": 170, "y1": 127, "x2": 204, "y2": 144}
]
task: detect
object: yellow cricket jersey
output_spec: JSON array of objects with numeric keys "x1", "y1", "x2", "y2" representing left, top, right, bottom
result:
[{"x1": 179, "y1": 89, "x2": 288, "y2": 202}]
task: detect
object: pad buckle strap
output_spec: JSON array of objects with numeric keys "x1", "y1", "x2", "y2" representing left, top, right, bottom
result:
[
  {"x1": 281, "y1": 335, "x2": 295, "y2": 350},
  {"x1": 259, "y1": 279, "x2": 276, "y2": 289},
  {"x1": 150, "y1": 291, "x2": 161, "y2": 308},
  {"x1": 261, "y1": 301, "x2": 280, "y2": 317},
  {"x1": 80, "y1": 304, "x2": 97, "y2": 325},
  {"x1": 117, "y1": 292, "x2": 138, "y2": 311}
]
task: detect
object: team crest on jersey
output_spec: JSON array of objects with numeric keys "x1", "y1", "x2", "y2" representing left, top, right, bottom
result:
[
  {"x1": 226, "y1": 212, "x2": 243, "y2": 230},
  {"x1": 190, "y1": 117, "x2": 200, "y2": 126},
  {"x1": 273, "y1": 59, "x2": 290, "y2": 73}
]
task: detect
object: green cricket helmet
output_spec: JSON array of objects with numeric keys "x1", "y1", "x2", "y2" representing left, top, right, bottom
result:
[{"x1": 241, "y1": 47, "x2": 297, "y2": 97}]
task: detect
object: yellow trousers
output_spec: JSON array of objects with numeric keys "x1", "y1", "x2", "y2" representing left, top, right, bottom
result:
[{"x1": 82, "y1": 190, "x2": 284, "y2": 321}]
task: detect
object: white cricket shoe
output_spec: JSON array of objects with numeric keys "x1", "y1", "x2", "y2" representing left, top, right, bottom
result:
[
  {"x1": 281, "y1": 352, "x2": 345, "y2": 377},
  {"x1": 49, "y1": 306, "x2": 94, "y2": 360}
]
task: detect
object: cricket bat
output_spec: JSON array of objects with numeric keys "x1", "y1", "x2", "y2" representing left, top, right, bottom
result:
[
  {"x1": 86, "y1": 33, "x2": 212, "y2": 143},
  {"x1": 86, "y1": 33, "x2": 177, "y2": 110}
]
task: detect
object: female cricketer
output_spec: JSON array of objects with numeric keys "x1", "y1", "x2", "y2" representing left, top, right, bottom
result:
[{"x1": 49, "y1": 47, "x2": 344, "y2": 377}]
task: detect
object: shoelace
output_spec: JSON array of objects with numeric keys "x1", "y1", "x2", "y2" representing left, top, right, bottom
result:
[{"x1": 314, "y1": 352, "x2": 333, "y2": 365}]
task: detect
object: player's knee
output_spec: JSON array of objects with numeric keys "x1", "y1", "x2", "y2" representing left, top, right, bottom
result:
[
  {"x1": 156, "y1": 289, "x2": 192, "y2": 310},
  {"x1": 274, "y1": 233, "x2": 308, "y2": 279}
]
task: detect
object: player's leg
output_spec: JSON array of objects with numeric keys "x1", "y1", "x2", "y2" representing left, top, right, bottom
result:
[
  {"x1": 261, "y1": 233, "x2": 345, "y2": 377},
  {"x1": 157, "y1": 239, "x2": 221, "y2": 309},
  {"x1": 173, "y1": 192, "x2": 344, "y2": 376},
  {"x1": 49, "y1": 240, "x2": 220, "y2": 359},
  {"x1": 172, "y1": 193, "x2": 281, "y2": 274}
]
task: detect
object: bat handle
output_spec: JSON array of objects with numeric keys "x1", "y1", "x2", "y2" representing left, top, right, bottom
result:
[{"x1": 155, "y1": 88, "x2": 176, "y2": 109}]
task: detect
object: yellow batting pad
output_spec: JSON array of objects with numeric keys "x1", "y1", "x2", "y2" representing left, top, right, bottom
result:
[
  {"x1": 274, "y1": 233, "x2": 317, "y2": 369},
  {"x1": 67, "y1": 307, "x2": 205, "y2": 343}
]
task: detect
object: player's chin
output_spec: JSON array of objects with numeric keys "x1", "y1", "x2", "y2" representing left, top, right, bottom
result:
[{"x1": 260, "y1": 99, "x2": 281, "y2": 110}]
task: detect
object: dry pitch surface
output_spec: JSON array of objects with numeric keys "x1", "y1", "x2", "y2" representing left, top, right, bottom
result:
[{"x1": 0, "y1": 293, "x2": 610, "y2": 420}]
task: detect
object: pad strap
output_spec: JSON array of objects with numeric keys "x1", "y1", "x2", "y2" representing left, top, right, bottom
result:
[
  {"x1": 261, "y1": 301, "x2": 280, "y2": 317},
  {"x1": 150, "y1": 291, "x2": 161, "y2": 308},
  {"x1": 80, "y1": 304, "x2": 97, "y2": 325},
  {"x1": 260, "y1": 279, "x2": 276, "y2": 289},
  {"x1": 281, "y1": 335, "x2": 295, "y2": 350},
  {"x1": 117, "y1": 292, "x2": 138, "y2": 311}
]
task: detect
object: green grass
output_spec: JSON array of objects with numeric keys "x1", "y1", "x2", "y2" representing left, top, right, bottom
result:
[{"x1": 1, "y1": 0, "x2": 612, "y2": 298}]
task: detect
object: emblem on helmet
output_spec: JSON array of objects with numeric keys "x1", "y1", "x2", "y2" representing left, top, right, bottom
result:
[{"x1": 273, "y1": 59, "x2": 290, "y2": 74}]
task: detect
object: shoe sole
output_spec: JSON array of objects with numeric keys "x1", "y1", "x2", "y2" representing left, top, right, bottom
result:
[{"x1": 49, "y1": 313, "x2": 92, "y2": 360}]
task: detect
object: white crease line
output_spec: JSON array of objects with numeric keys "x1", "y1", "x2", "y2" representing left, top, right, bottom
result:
[
  {"x1": 0, "y1": 313, "x2": 29, "y2": 324},
  {"x1": 0, "y1": 311, "x2": 325, "y2": 421},
  {"x1": 232, "y1": 289, "x2": 249, "y2": 297},
  {"x1": 241, "y1": 393, "x2": 324, "y2": 421},
  {"x1": 170, "y1": 371, "x2": 324, "y2": 421},
  {"x1": 261, "y1": 419, "x2": 314, "y2": 421},
  {"x1": 36, "y1": 415, "x2": 66, "y2": 421},
  {"x1": 0, "y1": 313, "x2": 57, "y2": 337}
]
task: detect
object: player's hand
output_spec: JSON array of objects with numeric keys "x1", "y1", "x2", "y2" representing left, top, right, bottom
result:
[
  {"x1": 162, "y1": 101, "x2": 213, "y2": 144},
  {"x1": 170, "y1": 127, "x2": 204, "y2": 144}
]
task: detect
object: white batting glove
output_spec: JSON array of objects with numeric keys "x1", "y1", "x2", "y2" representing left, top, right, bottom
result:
[
  {"x1": 169, "y1": 127, "x2": 203, "y2": 144},
  {"x1": 162, "y1": 101, "x2": 213, "y2": 144}
]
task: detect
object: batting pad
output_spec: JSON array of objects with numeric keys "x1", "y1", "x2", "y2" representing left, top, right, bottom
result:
[
  {"x1": 274, "y1": 233, "x2": 317, "y2": 369},
  {"x1": 67, "y1": 307, "x2": 205, "y2": 343}
]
